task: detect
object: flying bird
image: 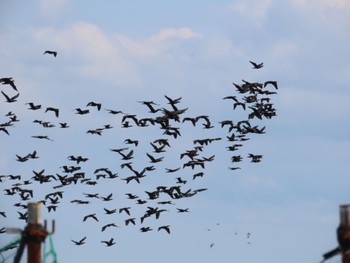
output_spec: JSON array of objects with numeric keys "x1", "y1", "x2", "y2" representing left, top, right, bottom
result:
[
  {"x1": 44, "y1": 50, "x2": 57, "y2": 57},
  {"x1": 86, "y1": 101, "x2": 102, "y2": 111},
  {"x1": 26, "y1": 102, "x2": 41, "y2": 110},
  {"x1": 101, "y1": 223, "x2": 118, "y2": 232},
  {"x1": 71, "y1": 237, "x2": 86, "y2": 245},
  {"x1": 158, "y1": 225, "x2": 171, "y2": 234},
  {"x1": 1, "y1": 91, "x2": 19, "y2": 103},
  {"x1": 264, "y1": 80, "x2": 278, "y2": 89},
  {"x1": 0, "y1": 77, "x2": 17, "y2": 91},
  {"x1": 83, "y1": 213, "x2": 99, "y2": 222},
  {"x1": 249, "y1": 60, "x2": 263, "y2": 69},
  {"x1": 101, "y1": 238, "x2": 116, "y2": 247},
  {"x1": 45, "y1": 107, "x2": 59, "y2": 118}
]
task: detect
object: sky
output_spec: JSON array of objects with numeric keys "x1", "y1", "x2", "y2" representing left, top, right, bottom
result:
[{"x1": 0, "y1": 0, "x2": 350, "y2": 262}]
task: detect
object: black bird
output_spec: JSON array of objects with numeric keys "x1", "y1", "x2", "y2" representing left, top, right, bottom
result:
[
  {"x1": 104, "y1": 208, "x2": 117, "y2": 215},
  {"x1": 0, "y1": 77, "x2": 17, "y2": 91},
  {"x1": 150, "y1": 142, "x2": 167, "y2": 153},
  {"x1": 47, "y1": 205, "x2": 57, "y2": 212},
  {"x1": 45, "y1": 107, "x2": 59, "y2": 118},
  {"x1": 164, "y1": 95, "x2": 182, "y2": 110},
  {"x1": 228, "y1": 166, "x2": 241, "y2": 170},
  {"x1": 138, "y1": 101, "x2": 161, "y2": 113},
  {"x1": 193, "y1": 172, "x2": 204, "y2": 180},
  {"x1": 18, "y1": 211, "x2": 28, "y2": 221},
  {"x1": 264, "y1": 80, "x2": 278, "y2": 89},
  {"x1": 177, "y1": 208, "x2": 189, "y2": 213},
  {"x1": 182, "y1": 117, "x2": 197, "y2": 126},
  {"x1": 119, "y1": 207, "x2": 131, "y2": 215},
  {"x1": 86, "y1": 101, "x2": 102, "y2": 111},
  {"x1": 166, "y1": 167, "x2": 181, "y2": 173},
  {"x1": 247, "y1": 153, "x2": 263, "y2": 163},
  {"x1": 125, "y1": 193, "x2": 138, "y2": 199},
  {"x1": 101, "y1": 238, "x2": 116, "y2": 246},
  {"x1": 26, "y1": 102, "x2": 41, "y2": 110},
  {"x1": 1, "y1": 91, "x2": 19, "y2": 103},
  {"x1": 101, "y1": 223, "x2": 118, "y2": 232},
  {"x1": 122, "y1": 114, "x2": 139, "y2": 126},
  {"x1": 140, "y1": 226, "x2": 152, "y2": 232},
  {"x1": 117, "y1": 149, "x2": 134, "y2": 160},
  {"x1": 16, "y1": 154, "x2": 31, "y2": 162},
  {"x1": 158, "y1": 225, "x2": 171, "y2": 234},
  {"x1": 124, "y1": 139, "x2": 139, "y2": 146},
  {"x1": 71, "y1": 237, "x2": 86, "y2": 245},
  {"x1": 249, "y1": 60, "x2": 263, "y2": 69},
  {"x1": 100, "y1": 193, "x2": 113, "y2": 201},
  {"x1": 146, "y1": 153, "x2": 164, "y2": 163},
  {"x1": 0, "y1": 127, "x2": 10, "y2": 135},
  {"x1": 105, "y1": 109, "x2": 124, "y2": 115},
  {"x1": 175, "y1": 177, "x2": 187, "y2": 184},
  {"x1": 31, "y1": 135, "x2": 53, "y2": 141},
  {"x1": 233, "y1": 102, "x2": 246, "y2": 110},
  {"x1": 83, "y1": 213, "x2": 99, "y2": 222},
  {"x1": 125, "y1": 218, "x2": 136, "y2": 226},
  {"x1": 44, "y1": 50, "x2": 57, "y2": 57},
  {"x1": 75, "y1": 108, "x2": 90, "y2": 115}
]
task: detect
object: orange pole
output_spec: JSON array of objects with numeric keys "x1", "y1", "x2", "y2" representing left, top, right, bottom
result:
[
  {"x1": 338, "y1": 205, "x2": 350, "y2": 263},
  {"x1": 26, "y1": 203, "x2": 48, "y2": 263}
]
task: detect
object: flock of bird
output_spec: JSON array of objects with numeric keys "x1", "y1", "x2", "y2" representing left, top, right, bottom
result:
[{"x1": 0, "y1": 51, "x2": 278, "y2": 249}]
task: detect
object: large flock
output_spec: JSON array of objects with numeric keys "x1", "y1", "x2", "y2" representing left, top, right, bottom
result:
[{"x1": 0, "y1": 52, "x2": 278, "y2": 247}]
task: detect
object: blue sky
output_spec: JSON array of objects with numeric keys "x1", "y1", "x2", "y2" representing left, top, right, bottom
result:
[{"x1": 1, "y1": 0, "x2": 350, "y2": 262}]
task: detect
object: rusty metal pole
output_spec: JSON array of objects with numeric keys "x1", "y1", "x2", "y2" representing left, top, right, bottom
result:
[
  {"x1": 337, "y1": 205, "x2": 350, "y2": 263},
  {"x1": 26, "y1": 202, "x2": 48, "y2": 263}
]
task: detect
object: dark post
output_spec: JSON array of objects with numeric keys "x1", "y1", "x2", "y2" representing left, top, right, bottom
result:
[
  {"x1": 26, "y1": 202, "x2": 48, "y2": 263},
  {"x1": 337, "y1": 205, "x2": 350, "y2": 263}
]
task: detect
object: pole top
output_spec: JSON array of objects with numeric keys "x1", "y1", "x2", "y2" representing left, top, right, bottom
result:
[{"x1": 27, "y1": 202, "x2": 42, "y2": 225}]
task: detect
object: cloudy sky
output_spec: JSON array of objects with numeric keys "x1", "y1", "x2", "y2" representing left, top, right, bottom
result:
[{"x1": 1, "y1": 0, "x2": 350, "y2": 262}]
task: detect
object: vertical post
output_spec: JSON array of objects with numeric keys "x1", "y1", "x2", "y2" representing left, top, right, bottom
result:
[
  {"x1": 26, "y1": 202, "x2": 48, "y2": 263},
  {"x1": 337, "y1": 205, "x2": 350, "y2": 263}
]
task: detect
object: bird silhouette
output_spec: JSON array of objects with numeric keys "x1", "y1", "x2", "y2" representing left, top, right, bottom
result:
[
  {"x1": 83, "y1": 213, "x2": 99, "y2": 222},
  {"x1": 101, "y1": 238, "x2": 116, "y2": 246},
  {"x1": 101, "y1": 223, "x2": 118, "y2": 232},
  {"x1": 71, "y1": 237, "x2": 86, "y2": 245},
  {"x1": 43, "y1": 50, "x2": 57, "y2": 57},
  {"x1": 158, "y1": 225, "x2": 171, "y2": 234},
  {"x1": 1, "y1": 91, "x2": 19, "y2": 103},
  {"x1": 45, "y1": 107, "x2": 59, "y2": 118},
  {"x1": 86, "y1": 101, "x2": 102, "y2": 111},
  {"x1": 0, "y1": 77, "x2": 17, "y2": 91},
  {"x1": 249, "y1": 60, "x2": 263, "y2": 69},
  {"x1": 26, "y1": 102, "x2": 41, "y2": 110}
]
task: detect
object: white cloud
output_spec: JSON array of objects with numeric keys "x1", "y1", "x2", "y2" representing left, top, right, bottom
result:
[
  {"x1": 29, "y1": 23, "x2": 207, "y2": 87},
  {"x1": 32, "y1": 22, "x2": 140, "y2": 85},
  {"x1": 149, "y1": 28, "x2": 202, "y2": 42}
]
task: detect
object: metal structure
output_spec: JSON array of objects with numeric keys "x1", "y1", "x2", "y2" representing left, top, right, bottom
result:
[
  {"x1": 322, "y1": 204, "x2": 350, "y2": 263},
  {"x1": 6, "y1": 202, "x2": 55, "y2": 263}
]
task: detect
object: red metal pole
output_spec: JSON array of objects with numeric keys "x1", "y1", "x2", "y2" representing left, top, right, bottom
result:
[
  {"x1": 26, "y1": 202, "x2": 48, "y2": 263},
  {"x1": 338, "y1": 205, "x2": 350, "y2": 263}
]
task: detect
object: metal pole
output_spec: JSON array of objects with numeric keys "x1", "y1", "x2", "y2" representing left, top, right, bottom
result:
[
  {"x1": 26, "y1": 202, "x2": 48, "y2": 263},
  {"x1": 337, "y1": 205, "x2": 350, "y2": 263}
]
